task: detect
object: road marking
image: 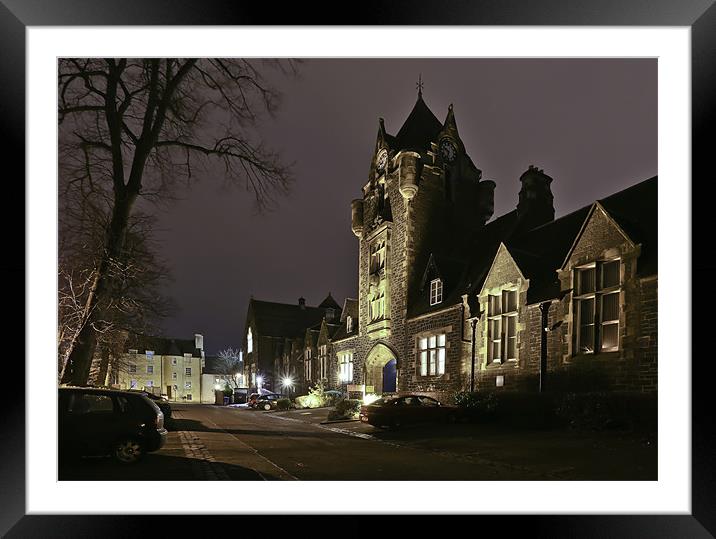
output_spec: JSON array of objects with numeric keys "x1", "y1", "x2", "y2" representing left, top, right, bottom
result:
[{"x1": 200, "y1": 413, "x2": 299, "y2": 481}]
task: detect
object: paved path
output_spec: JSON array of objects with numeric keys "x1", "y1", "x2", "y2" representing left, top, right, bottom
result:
[{"x1": 59, "y1": 404, "x2": 656, "y2": 481}]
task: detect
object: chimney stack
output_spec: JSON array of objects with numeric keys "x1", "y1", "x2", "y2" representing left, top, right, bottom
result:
[
  {"x1": 194, "y1": 333, "x2": 204, "y2": 351},
  {"x1": 516, "y1": 165, "x2": 555, "y2": 232},
  {"x1": 298, "y1": 297, "x2": 306, "y2": 309}
]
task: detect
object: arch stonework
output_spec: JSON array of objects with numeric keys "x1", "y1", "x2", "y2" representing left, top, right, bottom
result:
[{"x1": 364, "y1": 342, "x2": 399, "y2": 394}]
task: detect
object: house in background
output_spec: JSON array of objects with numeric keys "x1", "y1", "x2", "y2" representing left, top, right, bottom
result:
[
  {"x1": 201, "y1": 355, "x2": 245, "y2": 403},
  {"x1": 112, "y1": 333, "x2": 205, "y2": 402}
]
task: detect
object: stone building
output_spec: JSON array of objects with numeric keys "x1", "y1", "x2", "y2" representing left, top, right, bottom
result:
[
  {"x1": 243, "y1": 294, "x2": 342, "y2": 393},
  {"x1": 243, "y1": 90, "x2": 657, "y2": 402}
]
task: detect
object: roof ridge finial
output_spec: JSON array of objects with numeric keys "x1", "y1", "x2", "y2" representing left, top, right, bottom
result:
[{"x1": 416, "y1": 73, "x2": 424, "y2": 98}]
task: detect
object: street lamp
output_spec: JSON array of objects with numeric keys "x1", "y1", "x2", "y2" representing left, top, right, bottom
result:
[
  {"x1": 281, "y1": 376, "x2": 294, "y2": 397},
  {"x1": 256, "y1": 375, "x2": 263, "y2": 390}
]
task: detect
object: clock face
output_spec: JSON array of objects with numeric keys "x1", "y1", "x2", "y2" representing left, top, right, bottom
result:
[
  {"x1": 376, "y1": 149, "x2": 388, "y2": 171},
  {"x1": 440, "y1": 139, "x2": 457, "y2": 163}
]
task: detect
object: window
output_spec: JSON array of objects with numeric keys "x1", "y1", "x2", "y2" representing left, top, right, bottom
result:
[
  {"x1": 186, "y1": 394, "x2": 193, "y2": 401},
  {"x1": 128, "y1": 364, "x2": 137, "y2": 373},
  {"x1": 146, "y1": 350, "x2": 154, "y2": 361},
  {"x1": 68, "y1": 393, "x2": 114, "y2": 414},
  {"x1": 430, "y1": 279, "x2": 443, "y2": 305},
  {"x1": 147, "y1": 365, "x2": 154, "y2": 374},
  {"x1": 339, "y1": 352, "x2": 354, "y2": 383},
  {"x1": 574, "y1": 260, "x2": 621, "y2": 353},
  {"x1": 184, "y1": 353, "x2": 192, "y2": 363},
  {"x1": 418, "y1": 333, "x2": 446, "y2": 376},
  {"x1": 487, "y1": 289, "x2": 518, "y2": 364},
  {"x1": 185, "y1": 381, "x2": 192, "y2": 389},
  {"x1": 129, "y1": 379, "x2": 138, "y2": 389},
  {"x1": 346, "y1": 315, "x2": 353, "y2": 333},
  {"x1": 128, "y1": 349, "x2": 138, "y2": 355},
  {"x1": 326, "y1": 308, "x2": 335, "y2": 321},
  {"x1": 305, "y1": 349, "x2": 312, "y2": 381},
  {"x1": 319, "y1": 345, "x2": 328, "y2": 380},
  {"x1": 145, "y1": 380, "x2": 153, "y2": 387},
  {"x1": 370, "y1": 239, "x2": 386, "y2": 274},
  {"x1": 369, "y1": 289, "x2": 386, "y2": 321},
  {"x1": 185, "y1": 367, "x2": 192, "y2": 376},
  {"x1": 172, "y1": 372, "x2": 177, "y2": 381},
  {"x1": 247, "y1": 327, "x2": 253, "y2": 353}
]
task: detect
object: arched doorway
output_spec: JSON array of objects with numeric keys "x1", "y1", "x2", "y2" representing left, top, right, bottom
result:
[{"x1": 365, "y1": 343, "x2": 398, "y2": 394}]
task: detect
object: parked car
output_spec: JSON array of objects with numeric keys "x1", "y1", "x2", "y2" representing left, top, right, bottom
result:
[
  {"x1": 59, "y1": 387, "x2": 168, "y2": 464},
  {"x1": 129, "y1": 390, "x2": 172, "y2": 422},
  {"x1": 255, "y1": 393, "x2": 283, "y2": 411},
  {"x1": 247, "y1": 393, "x2": 261, "y2": 408},
  {"x1": 359, "y1": 395, "x2": 459, "y2": 428}
]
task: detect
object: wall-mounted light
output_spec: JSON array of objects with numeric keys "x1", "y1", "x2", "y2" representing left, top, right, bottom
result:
[{"x1": 496, "y1": 375, "x2": 504, "y2": 387}]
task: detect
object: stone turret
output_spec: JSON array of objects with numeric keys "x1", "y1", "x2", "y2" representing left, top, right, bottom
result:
[
  {"x1": 351, "y1": 198, "x2": 364, "y2": 237},
  {"x1": 398, "y1": 151, "x2": 421, "y2": 201}
]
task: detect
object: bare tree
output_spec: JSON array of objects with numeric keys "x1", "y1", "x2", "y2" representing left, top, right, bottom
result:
[
  {"x1": 58, "y1": 58, "x2": 297, "y2": 385},
  {"x1": 216, "y1": 347, "x2": 243, "y2": 387}
]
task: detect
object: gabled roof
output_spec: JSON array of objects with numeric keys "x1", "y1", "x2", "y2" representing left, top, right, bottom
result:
[
  {"x1": 248, "y1": 298, "x2": 328, "y2": 339},
  {"x1": 393, "y1": 94, "x2": 443, "y2": 153},
  {"x1": 318, "y1": 293, "x2": 341, "y2": 311},
  {"x1": 339, "y1": 298, "x2": 358, "y2": 322}
]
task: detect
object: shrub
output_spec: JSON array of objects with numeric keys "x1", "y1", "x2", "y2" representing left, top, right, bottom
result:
[
  {"x1": 554, "y1": 391, "x2": 656, "y2": 432},
  {"x1": 333, "y1": 398, "x2": 362, "y2": 420},
  {"x1": 454, "y1": 391, "x2": 498, "y2": 422},
  {"x1": 276, "y1": 398, "x2": 291, "y2": 411}
]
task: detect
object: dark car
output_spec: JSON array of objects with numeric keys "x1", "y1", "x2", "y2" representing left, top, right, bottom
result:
[
  {"x1": 255, "y1": 393, "x2": 283, "y2": 411},
  {"x1": 59, "y1": 387, "x2": 168, "y2": 464},
  {"x1": 359, "y1": 395, "x2": 459, "y2": 428},
  {"x1": 129, "y1": 390, "x2": 172, "y2": 422}
]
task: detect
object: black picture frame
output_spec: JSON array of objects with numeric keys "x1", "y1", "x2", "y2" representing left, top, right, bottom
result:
[{"x1": 3, "y1": 1, "x2": 713, "y2": 536}]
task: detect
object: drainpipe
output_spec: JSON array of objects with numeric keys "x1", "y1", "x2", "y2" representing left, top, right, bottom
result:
[
  {"x1": 470, "y1": 317, "x2": 478, "y2": 393},
  {"x1": 539, "y1": 301, "x2": 550, "y2": 393}
]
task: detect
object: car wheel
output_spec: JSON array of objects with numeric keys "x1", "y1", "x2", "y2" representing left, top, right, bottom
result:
[
  {"x1": 263, "y1": 403, "x2": 272, "y2": 411},
  {"x1": 113, "y1": 438, "x2": 145, "y2": 464}
]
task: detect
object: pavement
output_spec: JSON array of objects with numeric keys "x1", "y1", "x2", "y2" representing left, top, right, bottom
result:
[{"x1": 59, "y1": 403, "x2": 657, "y2": 481}]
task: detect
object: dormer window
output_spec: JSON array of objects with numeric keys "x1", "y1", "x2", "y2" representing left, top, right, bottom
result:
[
  {"x1": 346, "y1": 315, "x2": 353, "y2": 333},
  {"x1": 430, "y1": 279, "x2": 443, "y2": 306},
  {"x1": 326, "y1": 308, "x2": 335, "y2": 321}
]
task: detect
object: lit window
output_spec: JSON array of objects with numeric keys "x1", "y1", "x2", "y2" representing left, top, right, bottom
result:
[
  {"x1": 247, "y1": 328, "x2": 253, "y2": 353},
  {"x1": 487, "y1": 289, "x2": 518, "y2": 364},
  {"x1": 346, "y1": 316, "x2": 353, "y2": 333},
  {"x1": 574, "y1": 260, "x2": 621, "y2": 353},
  {"x1": 305, "y1": 349, "x2": 312, "y2": 382},
  {"x1": 418, "y1": 333, "x2": 446, "y2": 376},
  {"x1": 146, "y1": 350, "x2": 154, "y2": 361},
  {"x1": 146, "y1": 380, "x2": 153, "y2": 387},
  {"x1": 430, "y1": 279, "x2": 443, "y2": 305},
  {"x1": 339, "y1": 352, "x2": 354, "y2": 383},
  {"x1": 185, "y1": 381, "x2": 192, "y2": 389},
  {"x1": 319, "y1": 345, "x2": 328, "y2": 380},
  {"x1": 130, "y1": 379, "x2": 137, "y2": 389},
  {"x1": 185, "y1": 367, "x2": 192, "y2": 376},
  {"x1": 147, "y1": 365, "x2": 154, "y2": 374}
]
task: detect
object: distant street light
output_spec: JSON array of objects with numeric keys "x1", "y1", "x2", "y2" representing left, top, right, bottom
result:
[{"x1": 281, "y1": 376, "x2": 294, "y2": 397}]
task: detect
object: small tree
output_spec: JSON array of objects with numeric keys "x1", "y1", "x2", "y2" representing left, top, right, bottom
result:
[{"x1": 216, "y1": 347, "x2": 243, "y2": 387}]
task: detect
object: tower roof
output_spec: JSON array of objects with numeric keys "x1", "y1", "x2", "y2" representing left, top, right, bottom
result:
[{"x1": 394, "y1": 94, "x2": 443, "y2": 153}]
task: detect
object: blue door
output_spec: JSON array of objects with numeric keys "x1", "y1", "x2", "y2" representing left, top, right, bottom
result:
[{"x1": 382, "y1": 359, "x2": 397, "y2": 393}]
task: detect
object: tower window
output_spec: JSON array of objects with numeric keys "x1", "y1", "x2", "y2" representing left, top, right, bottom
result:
[
  {"x1": 247, "y1": 327, "x2": 253, "y2": 354},
  {"x1": 430, "y1": 279, "x2": 443, "y2": 305},
  {"x1": 346, "y1": 315, "x2": 353, "y2": 333}
]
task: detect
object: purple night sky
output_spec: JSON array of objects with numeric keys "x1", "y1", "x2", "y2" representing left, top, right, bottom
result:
[{"x1": 153, "y1": 58, "x2": 657, "y2": 355}]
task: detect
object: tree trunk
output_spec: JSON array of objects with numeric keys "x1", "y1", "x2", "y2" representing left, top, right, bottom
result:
[{"x1": 61, "y1": 192, "x2": 136, "y2": 386}]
